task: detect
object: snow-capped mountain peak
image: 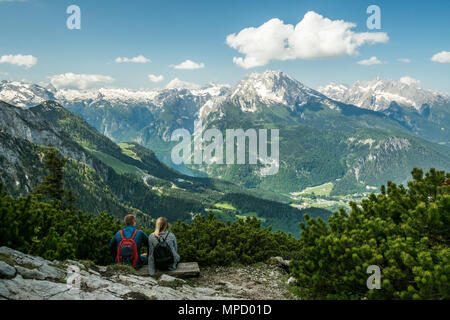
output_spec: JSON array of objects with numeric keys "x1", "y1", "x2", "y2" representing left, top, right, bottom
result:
[
  {"x1": 227, "y1": 70, "x2": 327, "y2": 112},
  {"x1": 318, "y1": 78, "x2": 448, "y2": 111},
  {"x1": 190, "y1": 83, "x2": 231, "y2": 97},
  {"x1": 0, "y1": 81, "x2": 55, "y2": 108},
  {"x1": 198, "y1": 70, "x2": 341, "y2": 119}
]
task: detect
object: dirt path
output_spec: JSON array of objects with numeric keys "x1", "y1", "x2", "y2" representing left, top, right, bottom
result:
[{"x1": 190, "y1": 263, "x2": 296, "y2": 300}]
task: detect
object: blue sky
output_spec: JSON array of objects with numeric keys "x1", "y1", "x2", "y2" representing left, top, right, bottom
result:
[{"x1": 0, "y1": 0, "x2": 449, "y2": 92}]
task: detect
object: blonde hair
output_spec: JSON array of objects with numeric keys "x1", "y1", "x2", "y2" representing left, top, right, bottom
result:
[{"x1": 153, "y1": 217, "x2": 169, "y2": 236}]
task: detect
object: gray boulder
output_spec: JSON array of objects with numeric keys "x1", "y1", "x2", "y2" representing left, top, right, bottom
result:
[
  {"x1": 0, "y1": 261, "x2": 16, "y2": 279},
  {"x1": 15, "y1": 266, "x2": 46, "y2": 280}
]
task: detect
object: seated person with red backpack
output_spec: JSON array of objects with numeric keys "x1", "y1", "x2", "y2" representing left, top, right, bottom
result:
[{"x1": 109, "y1": 214, "x2": 149, "y2": 269}]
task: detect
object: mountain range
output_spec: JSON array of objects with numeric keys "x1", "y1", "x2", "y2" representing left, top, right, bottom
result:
[
  {"x1": 196, "y1": 71, "x2": 450, "y2": 194},
  {"x1": 318, "y1": 78, "x2": 450, "y2": 146},
  {"x1": 1, "y1": 71, "x2": 449, "y2": 197}
]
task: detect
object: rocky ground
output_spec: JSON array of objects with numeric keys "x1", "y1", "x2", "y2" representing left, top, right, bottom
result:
[
  {"x1": 192, "y1": 263, "x2": 295, "y2": 300},
  {"x1": 0, "y1": 247, "x2": 296, "y2": 300}
]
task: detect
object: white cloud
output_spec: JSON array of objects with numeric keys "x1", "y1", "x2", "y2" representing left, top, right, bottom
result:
[
  {"x1": 0, "y1": 54, "x2": 37, "y2": 67},
  {"x1": 400, "y1": 76, "x2": 420, "y2": 86},
  {"x1": 431, "y1": 51, "x2": 450, "y2": 64},
  {"x1": 226, "y1": 11, "x2": 389, "y2": 69},
  {"x1": 357, "y1": 56, "x2": 383, "y2": 66},
  {"x1": 165, "y1": 78, "x2": 200, "y2": 90},
  {"x1": 170, "y1": 59, "x2": 205, "y2": 70},
  {"x1": 148, "y1": 74, "x2": 164, "y2": 82},
  {"x1": 49, "y1": 73, "x2": 115, "y2": 90},
  {"x1": 397, "y1": 58, "x2": 411, "y2": 63},
  {"x1": 115, "y1": 55, "x2": 150, "y2": 63}
]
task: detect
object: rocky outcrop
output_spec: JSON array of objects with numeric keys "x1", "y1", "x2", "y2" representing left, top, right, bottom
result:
[
  {"x1": 0, "y1": 247, "x2": 237, "y2": 300},
  {"x1": 0, "y1": 247, "x2": 297, "y2": 300},
  {"x1": 267, "y1": 256, "x2": 291, "y2": 272}
]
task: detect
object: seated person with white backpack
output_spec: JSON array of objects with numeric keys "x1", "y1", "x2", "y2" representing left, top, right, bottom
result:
[{"x1": 148, "y1": 217, "x2": 180, "y2": 276}]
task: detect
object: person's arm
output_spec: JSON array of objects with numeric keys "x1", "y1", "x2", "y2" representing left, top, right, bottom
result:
[
  {"x1": 140, "y1": 230, "x2": 149, "y2": 254},
  {"x1": 170, "y1": 233, "x2": 181, "y2": 263},
  {"x1": 147, "y1": 235, "x2": 156, "y2": 276},
  {"x1": 109, "y1": 233, "x2": 117, "y2": 260},
  {"x1": 173, "y1": 233, "x2": 178, "y2": 253}
]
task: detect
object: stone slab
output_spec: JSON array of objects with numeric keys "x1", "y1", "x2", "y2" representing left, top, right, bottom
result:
[{"x1": 137, "y1": 262, "x2": 200, "y2": 278}]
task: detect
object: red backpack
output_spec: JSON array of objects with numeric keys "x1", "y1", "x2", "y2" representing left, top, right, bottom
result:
[{"x1": 117, "y1": 229, "x2": 139, "y2": 268}]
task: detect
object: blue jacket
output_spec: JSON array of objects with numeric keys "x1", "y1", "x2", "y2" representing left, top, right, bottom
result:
[{"x1": 109, "y1": 225, "x2": 149, "y2": 262}]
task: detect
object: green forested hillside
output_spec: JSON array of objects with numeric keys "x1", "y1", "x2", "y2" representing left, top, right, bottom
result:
[
  {"x1": 30, "y1": 102, "x2": 181, "y2": 180},
  {"x1": 196, "y1": 100, "x2": 450, "y2": 195},
  {"x1": 0, "y1": 152, "x2": 302, "y2": 266},
  {"x1": 0, "y1": 101, "x2": 315, "y2": 234}
]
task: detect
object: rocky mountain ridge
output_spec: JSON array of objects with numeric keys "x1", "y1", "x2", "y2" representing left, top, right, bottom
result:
[
  {"x1": 0, "y1": 80, "x2": 229, "y2": 109},
  {"x1": 318, "y1": 77, "x2": 448, "y2": 111},
  {"x1": 318, "y1": 78, "x2": 450, "y2": 145}
]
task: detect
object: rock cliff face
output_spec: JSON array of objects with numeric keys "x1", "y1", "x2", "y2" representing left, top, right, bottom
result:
[
  {"x1": 0, "y1": 101, "x2": 96, "y2": 197},
  {"x1": 0, "y1": 247, "x2": 293, "y2": 300}
]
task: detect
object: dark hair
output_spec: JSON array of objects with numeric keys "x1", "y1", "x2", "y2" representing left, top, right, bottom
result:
[{"x1": 124, "y1": 214, "x2": 136, "y2": 226}]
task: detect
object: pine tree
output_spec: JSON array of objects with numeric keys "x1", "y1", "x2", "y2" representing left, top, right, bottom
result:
[
  {"x1": 33, "y1": 147, "x2": 74, "y2": 209},
  {"x1": 290, "y1": 167, "x2": 450, "y2": 300}
]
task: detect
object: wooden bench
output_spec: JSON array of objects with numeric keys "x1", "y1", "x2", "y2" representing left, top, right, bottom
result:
[{"x1": 136, "y1": 262, "x2": 200, "y2": 278}]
